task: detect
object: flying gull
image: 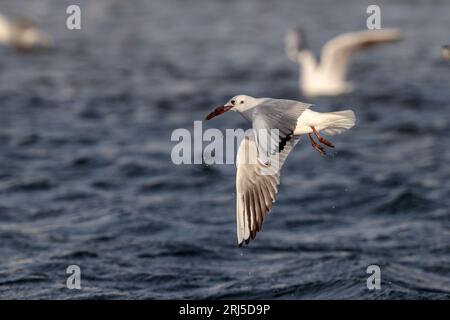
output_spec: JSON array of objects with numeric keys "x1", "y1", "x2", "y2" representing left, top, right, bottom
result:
[
  {"x1": 206, "y1": 95, "x2": 356, "y2": 245},
  {"x1": 285, "y1": 28, "x2": 401, "y2": 97},
  {"x1": 0, "y1": 14, "x2": 52, "y2": 51},
  {"x1": 442, "y1": 45, "x2": 450, "y2": 61}
]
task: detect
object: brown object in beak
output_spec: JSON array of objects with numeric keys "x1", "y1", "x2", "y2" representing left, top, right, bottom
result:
[{"x1": 205, "y1": 105, "x2": 232, "y2": 120}]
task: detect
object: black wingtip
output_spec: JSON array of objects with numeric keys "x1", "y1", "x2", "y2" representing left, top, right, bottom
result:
[
  {"x1": 238, "y1": 238, "x2": 251, "y2": 247},
  {"x1": 294, "y1": 26, "x2": 307, "y2": 50}
]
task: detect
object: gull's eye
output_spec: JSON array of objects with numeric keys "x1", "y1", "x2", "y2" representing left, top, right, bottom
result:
[
  {"x1": 231, "y1": 100, "x2": 235, "y2": 105},
  {"x1": 240, "y1": 101, "x2": 244, "y2": 104}
]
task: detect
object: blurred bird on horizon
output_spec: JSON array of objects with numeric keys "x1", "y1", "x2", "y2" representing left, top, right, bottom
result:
[
  {"x1": 285, "y1": 28, "x2": 402, "y2": 97},
  {"x1": 441, "y1": 45, "x2": 450, "y2": 60},
  {"x1": 0, "y1": 13, "x2": 52, "y2": 52}
]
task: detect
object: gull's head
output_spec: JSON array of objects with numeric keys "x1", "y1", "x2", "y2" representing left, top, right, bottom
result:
[{"x1": 206, "y1": 95, "x2": 257, "y2": 120}]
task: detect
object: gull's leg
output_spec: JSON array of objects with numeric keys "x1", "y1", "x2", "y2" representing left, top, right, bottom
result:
[
  {"x1": 308, "y1": 133, "x2": 326, "y2": 155},
  {"x1": 311, "y1": 126, "x2": 335, "y2": 148}
]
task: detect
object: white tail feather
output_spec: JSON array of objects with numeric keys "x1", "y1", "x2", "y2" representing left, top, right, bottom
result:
[
  {"x1": 320, "y1": 110, "x2": 355, "y2": 135},
  {"x1": 295, "y1": 109, "x2": 356, "y2": 136}
]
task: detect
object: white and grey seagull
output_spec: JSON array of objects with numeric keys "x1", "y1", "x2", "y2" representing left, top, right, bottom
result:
[
  {"x1": 0, "y1": 14, "x2": 52, "y2": 51},
  {"x1": 442, "y1": 45, "x2": 450, "y2": 61},
  {"x1": 285, "y1": 28, "x2": 402, "y2": 97},
  {"x1": 206, "y1": 95, "x2": 355, "y2": 245}
]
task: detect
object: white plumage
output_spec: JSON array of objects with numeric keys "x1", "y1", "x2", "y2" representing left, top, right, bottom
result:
[
  {"x1": 0, "y1": 14, "x2": 52, "y2": 51},
  {"x1": 294, "y1": 109, "x2": 356, "y2": 136},
  {"x1": 442, "y1": 45, "x2": 450, "y2": 61},
  {"x1": 285, "y1": 28, "x2": 402, "y2": 97},
  {"x1": 206, "y1": 95, "x2": 356, "y2": 245}
]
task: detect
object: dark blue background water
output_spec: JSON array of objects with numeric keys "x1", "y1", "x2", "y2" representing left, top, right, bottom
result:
[{"x1": 0, "y1": 0, "x2": 449, "y2": 299}]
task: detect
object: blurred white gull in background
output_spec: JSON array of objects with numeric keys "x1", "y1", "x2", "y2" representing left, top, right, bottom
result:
[
  {"x1": 0, "y1": 13, "x2": 52, "y2": 51},
  {"x1": 285, "y1": 28, "x2": 402, "y2": 97},
  {"x1": 441, "y1": 45, "x2": 450, "y2": 60},
  {"x1": 206, "y1": 95, "x2": 355, "y2": 245}
]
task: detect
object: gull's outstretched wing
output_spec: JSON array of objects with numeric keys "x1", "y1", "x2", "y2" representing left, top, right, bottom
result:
[
  {"x1": 285, "y1": 27, "x2": 308, "y2": 62},
  {"x1": 320, "y1": 29, "x2": 401, "y2": 82},
  {"x1": 235, "y1": 133, "x2": 300, "y2": 246}
]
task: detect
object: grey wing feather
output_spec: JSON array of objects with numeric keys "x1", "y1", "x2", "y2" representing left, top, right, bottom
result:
[{"x1": 251, "y1": 99, "x2": 310, "y2": 159}]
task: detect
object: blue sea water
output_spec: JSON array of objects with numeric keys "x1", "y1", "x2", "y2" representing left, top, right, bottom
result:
[{"x1": 0, "y1": 0, "x2": 449, "y2": 299}]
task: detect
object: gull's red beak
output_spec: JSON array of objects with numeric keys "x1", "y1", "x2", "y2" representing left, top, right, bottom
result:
[{"x1": 205, "y1": 105, "x2": 233, "y2": 120}]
